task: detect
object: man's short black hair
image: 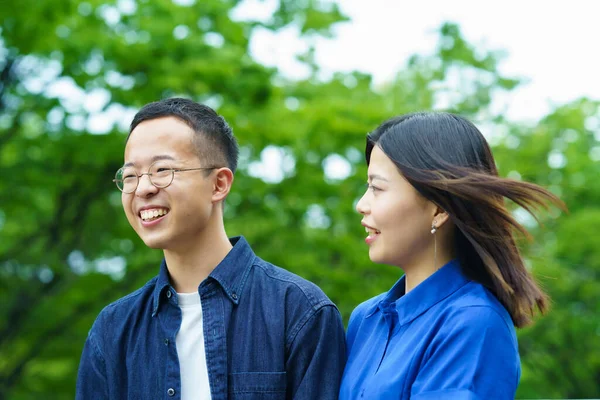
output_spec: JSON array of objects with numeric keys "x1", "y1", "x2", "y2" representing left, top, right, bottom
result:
[{"x1": 129, "y1": 98, "x2": 239, "y2": 173}]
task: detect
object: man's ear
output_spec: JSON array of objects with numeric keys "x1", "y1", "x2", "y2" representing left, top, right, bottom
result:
[{"x1": 212, "y1": 168, "x2": 234, "y2": 203}]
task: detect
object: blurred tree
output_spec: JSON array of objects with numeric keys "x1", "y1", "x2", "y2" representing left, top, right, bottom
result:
[
  {"x1": 0, "y1": 0, "x2": 598, "y2": 397},
  {"x1": 493, "y1": 100, "x2": 600, "y2": 398}
]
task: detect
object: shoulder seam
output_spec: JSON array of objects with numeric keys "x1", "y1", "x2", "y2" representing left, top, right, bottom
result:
[
  {"x1": 88, "y1": 319, "x2": 112, "y2": 379},
  {"x1": 285, "y1": 303, "x2": 337, "y2": 350},
  {"x1": 454, "y1": 304, "x2": 515, "y2": 337},
  {"x1": 251, "y1": 260, "x2": 333, "y2": 309}
]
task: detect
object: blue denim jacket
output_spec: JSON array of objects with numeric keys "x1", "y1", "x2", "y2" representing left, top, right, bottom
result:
[{"x1": 76, "y1": 236, "x2": 346, "y2": 399}]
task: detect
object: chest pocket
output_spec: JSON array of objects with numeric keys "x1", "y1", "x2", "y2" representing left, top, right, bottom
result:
[{"x1": 228, "y1": 372, "x2": 287, "y2": 400}]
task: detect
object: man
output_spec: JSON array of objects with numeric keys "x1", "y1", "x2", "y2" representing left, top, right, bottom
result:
[{"x1": 76, "y1": 98, "x2": 346, "y2": 399}]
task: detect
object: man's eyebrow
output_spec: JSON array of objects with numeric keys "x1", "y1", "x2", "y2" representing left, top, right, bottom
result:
[
  {"x1": 368, "y1": 174, "x2": 388, "y2": 182},
  {"x1": 122, "y1": 155, "x2": 176, "y2": 168}
]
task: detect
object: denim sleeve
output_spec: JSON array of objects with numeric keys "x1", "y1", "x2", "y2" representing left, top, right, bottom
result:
[
  {"x1": 410, "y1": 306, "x2": 519, "y2": 400},
  {"x1": 286, "y1": 304, "x2": 346, "y2": 400},
  {"x1": 76, "y1": 327, "x2": 109, "y2": 399}
]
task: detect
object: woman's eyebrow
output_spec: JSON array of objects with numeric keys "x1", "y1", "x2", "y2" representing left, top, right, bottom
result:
[{"x1": 368, "y1": 174, "x2": 389, "y2": 182}]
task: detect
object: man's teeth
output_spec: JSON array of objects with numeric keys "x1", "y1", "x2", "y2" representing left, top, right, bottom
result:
[{"x1": 141, "y1": 209, "x2": 168, "y2": 221}]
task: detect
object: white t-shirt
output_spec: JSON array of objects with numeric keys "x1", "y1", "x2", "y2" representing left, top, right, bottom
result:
[{"x1": 176, "y1": 292, "x2": 212, "y2": 400}]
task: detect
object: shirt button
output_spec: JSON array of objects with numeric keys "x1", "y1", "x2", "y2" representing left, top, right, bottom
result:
[
  {"x1": 166, "y1": 290, "x2": 172, "y2": 299},
  {"x1": 231, "y1": 292, "x2": 238, "y2": 300},
  {"x1": 164, "y1": 338, "x2": 169, "y2": 345},
  {"x1": 167, "y1": 388, "x2": 175, "y2": 396}
]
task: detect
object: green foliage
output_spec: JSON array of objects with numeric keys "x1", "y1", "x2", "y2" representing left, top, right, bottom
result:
[
  {"x1": 493, "y1": 99, "x2": 600, "y2": 398},
  {"x1": 1, "y1": 1, "x2": 598, "y2": 398}
]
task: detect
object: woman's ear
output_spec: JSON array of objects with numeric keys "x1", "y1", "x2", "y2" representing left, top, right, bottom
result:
[
  {"x1": 212, "y1": 168, "x2": 234, "y2": 203},
  {"x1": 431, "y1": 207, "x2": 450, "y2": 229}
]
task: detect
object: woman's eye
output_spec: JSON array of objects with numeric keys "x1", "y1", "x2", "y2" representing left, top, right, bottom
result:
[{"x1": 366, "y1": 184, "x2": 381, "y2": 192}]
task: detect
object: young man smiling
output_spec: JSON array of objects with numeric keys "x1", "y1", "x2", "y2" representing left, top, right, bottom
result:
[{"x1": 76, "y1": 98, "x2": 346, "y2": 400}]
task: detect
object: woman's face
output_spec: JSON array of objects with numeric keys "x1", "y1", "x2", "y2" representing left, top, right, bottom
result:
[{"x1": 356, "y1": 146, "x2": 437, "y2": 269}]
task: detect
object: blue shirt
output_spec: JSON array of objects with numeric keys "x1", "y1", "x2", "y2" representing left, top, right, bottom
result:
[
  {"x1": 339, "y1": 260, "x2": 520, "y2": 400},
  {"x1": 76, "y1": 236, "x2": 346, "y2": 399}
]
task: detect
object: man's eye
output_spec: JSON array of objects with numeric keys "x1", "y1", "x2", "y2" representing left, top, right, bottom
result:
[{"x1": 153, "y1": 167, "x2": 173, "y2": 177}]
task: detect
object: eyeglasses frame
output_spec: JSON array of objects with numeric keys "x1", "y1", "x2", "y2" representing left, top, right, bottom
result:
[{"x1": 113, "y1": 162, "x2": 221, "y2": 193}]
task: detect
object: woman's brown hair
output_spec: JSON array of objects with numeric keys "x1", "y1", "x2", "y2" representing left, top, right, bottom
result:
[{"x1": 366, "y1": 112, "x2": 566, "y2": 328}]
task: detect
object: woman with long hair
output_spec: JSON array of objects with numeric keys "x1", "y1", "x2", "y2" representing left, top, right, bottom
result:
[{"x1": 339, "y1": 112, "x2": 565, "y2": 399}]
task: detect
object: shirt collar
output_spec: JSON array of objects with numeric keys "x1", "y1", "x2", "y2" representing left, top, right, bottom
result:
[
  {"x1": 208, "y1": 236, "x2": 255, "y2": 304},
  {"x1": 152, "y1": 236, "x2": 256, "y2": 316},
  {"x1": 366, "y1": 259, "x2": 469, "y2": 326}
]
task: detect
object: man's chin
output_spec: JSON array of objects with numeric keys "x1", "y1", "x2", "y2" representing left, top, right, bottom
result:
[{"x1": 140, "y1": 236, "x2": 168, "y2": 250}]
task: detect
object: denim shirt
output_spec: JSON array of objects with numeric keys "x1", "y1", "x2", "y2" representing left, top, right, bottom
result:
[{"x1": 76, "y1": 236, "x2": 346, "y2": 399}]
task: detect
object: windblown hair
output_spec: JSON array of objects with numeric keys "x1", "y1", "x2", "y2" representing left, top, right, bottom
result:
[{"x1": 366, "y1": 112, "x2": 566, "y2": 328}]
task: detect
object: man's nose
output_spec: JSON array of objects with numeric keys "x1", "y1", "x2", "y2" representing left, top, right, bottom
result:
[{"x1": 135, "y1": 173, "x2": 158, "y2": 197}]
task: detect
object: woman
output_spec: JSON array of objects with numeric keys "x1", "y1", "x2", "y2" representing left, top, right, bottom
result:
[{"x1": 339, "y1": 112, "x2": 565, "y2": 399}]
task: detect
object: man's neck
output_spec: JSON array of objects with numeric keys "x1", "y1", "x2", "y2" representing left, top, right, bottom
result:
[{"x1": 163, "y1": 227, "x2": 233, "y2": 293}]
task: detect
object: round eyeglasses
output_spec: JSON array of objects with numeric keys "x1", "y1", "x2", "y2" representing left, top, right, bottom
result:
[{"x1": 113, "y1": 161, "x2": 220, "y2": 193}]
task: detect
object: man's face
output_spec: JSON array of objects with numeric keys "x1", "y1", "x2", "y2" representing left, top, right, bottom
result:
[{"x1": 122, "y1": 116, "x2": 216, "y2": 251}]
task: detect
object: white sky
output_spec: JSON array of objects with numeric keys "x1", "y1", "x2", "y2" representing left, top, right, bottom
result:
[
  {"x1": 245, "y1": 0, "x2": 600, "y2": 122},
  {"x1": 39, "y1": 0, "x2": 600, "y2": 136}
]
